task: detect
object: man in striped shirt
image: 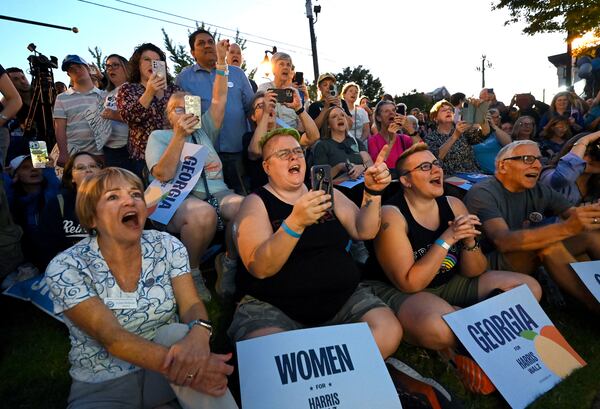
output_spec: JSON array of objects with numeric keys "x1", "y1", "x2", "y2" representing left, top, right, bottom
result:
[{"x1": 53, "y1": 55, "x2": 106, "y2": 166}]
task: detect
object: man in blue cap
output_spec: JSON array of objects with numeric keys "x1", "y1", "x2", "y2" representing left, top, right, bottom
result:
[{"x1": 53, "y1": 55, "x2": 107, "y2": 166}]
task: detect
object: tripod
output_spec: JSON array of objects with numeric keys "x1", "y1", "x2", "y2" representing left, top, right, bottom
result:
[{"x1": 24, "y1": 55, "x2": 57, "y2": 149}]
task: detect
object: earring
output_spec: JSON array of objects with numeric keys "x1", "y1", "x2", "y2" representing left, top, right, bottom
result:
[{"x1": 407, "y1": 184, "x2": 412, "y2": 188}]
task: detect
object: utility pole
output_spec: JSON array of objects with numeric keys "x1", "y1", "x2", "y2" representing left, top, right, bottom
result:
[
  {"x1": 476, "y1": 55, "x2": 492, "y2": 88},
  {"x1": 305, "y1": 0, "x2": 320, "y2": 83}
]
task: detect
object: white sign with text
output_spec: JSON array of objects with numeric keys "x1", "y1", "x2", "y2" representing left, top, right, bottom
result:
[
  {"x1": 443, "y1": 285, "x2": 585, "y2": 409},
  {"x1": 236, "y1": 323, "x2": 401, "y2": 409},
  {"x1": 570, "y1": 260, "x2": 600, "y2": 303}
]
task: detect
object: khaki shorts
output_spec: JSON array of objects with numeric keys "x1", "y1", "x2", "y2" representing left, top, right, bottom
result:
[
  {"x1": 365, "y1": 274, "x2": 480, "y2": 313},
  {"x1": 228, "y1": 282, "x2": 389, "y2": 342}
]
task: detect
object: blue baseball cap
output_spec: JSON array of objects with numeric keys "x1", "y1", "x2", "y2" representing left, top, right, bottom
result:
[{"x1": 61, "y1": 54, "x2": 88, "y2": 71}]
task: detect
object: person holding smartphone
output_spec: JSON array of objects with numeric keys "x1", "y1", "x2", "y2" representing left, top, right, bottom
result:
[
  {"x1": 307, "y1": 73, "x2": 352, "y2": 129},
  {"x1": 230, "y1": 127, "x2": 402, "y2": 359},
  {"x1": 117, "y1": 43, "x2": 179, "y2": 178},
  {"x1": 368, "y1": 100, "x2": 414, "y2": 171}
]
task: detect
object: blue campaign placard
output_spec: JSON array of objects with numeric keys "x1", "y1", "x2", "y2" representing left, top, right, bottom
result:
[
  {"x1": 570, "y1": 261, "x2": 600, "y2": 303},
  {"x1": 3, "y1": 275, "x2": 63, "y2": 322},
  {"x1": 443, "y1": 285, "x2": 586, "y2": 409},
  {"x1": 236, "y1": 323, "x2": 402, "y2": 409}
]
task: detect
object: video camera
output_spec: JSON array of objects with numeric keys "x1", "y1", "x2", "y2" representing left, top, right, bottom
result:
[{"x1": 24, "y1": 43, "x2": 58, "y2": 147}]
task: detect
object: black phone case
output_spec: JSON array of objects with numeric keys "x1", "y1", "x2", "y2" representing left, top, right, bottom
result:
[{"x1": 310, "y1": 165, "x2": 334, "y2": 208}]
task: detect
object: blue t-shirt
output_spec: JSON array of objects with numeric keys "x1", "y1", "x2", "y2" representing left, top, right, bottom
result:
[
  {"x1": 145, "y1": 111, "x2": 229, "y2": 195},
  {"x1": 176, "y1": 64, "x2": 253, "y2": 153},
  {"x1": 45, "y1": 230, "x2": 189, "y2": 383},
  {"x1": 473, "y1": 133, "x2": 503, "y2": 174}
]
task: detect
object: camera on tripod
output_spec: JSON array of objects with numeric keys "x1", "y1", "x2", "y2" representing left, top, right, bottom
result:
[
  {"x1": 24, "y1": 43, "x2": 58, "y2": 148},
  {"x1": 27, "y1": 43, "x2": 58, "y2": 71}
]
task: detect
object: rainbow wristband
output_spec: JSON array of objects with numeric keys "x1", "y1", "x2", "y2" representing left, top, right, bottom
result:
[
  {"x1": 281, "y1": 221, "x2": 302, "y2": 239},
  {"x1": 434, "y1": 238, "x2": 450, "y2": 251}
]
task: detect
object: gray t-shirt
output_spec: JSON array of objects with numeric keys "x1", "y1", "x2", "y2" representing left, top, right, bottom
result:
[{"x1": 465, "y1": 177, "x2": 572, "y2": 229}]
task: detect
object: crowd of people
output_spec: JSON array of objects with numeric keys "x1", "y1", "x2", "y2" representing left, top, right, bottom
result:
[{"x1": 1, "y1": 28, "x2": 600, "y2": 408}]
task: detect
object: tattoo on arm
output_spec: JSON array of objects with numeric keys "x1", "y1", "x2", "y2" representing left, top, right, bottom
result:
[
  {"x1": 364, "y1": 199, "x2": 373, "y2": 208},
  {"x1": 381, "y1": 222, "x2": 390, "y2": 231}
]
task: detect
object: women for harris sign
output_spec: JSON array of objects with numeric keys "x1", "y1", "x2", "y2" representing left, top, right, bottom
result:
[
  {"x1": 443, "y1": 285, "x2": 585, "y2": 409},
  {"x1": 236, "y1": 323, "x2": 402, "y2": 409}
]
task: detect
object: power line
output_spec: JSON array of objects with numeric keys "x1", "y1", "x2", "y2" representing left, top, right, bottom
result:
[
  {"x1": 75, "y1": 0, "x2": 313, "y2": 56},
  {"x1": 114, "y1": 0, "x2": 313, "y2": 52}
]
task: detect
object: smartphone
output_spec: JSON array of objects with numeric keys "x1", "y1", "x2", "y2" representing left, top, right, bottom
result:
[
  {"x1": 184, "y1": 95, "x2": 202, "y2": 129},
  {"x1": 268, "y1": 88, "x2": 294, "y2": 104},
  {"x1": 311, "y1": 165, "x2": 334, "y2": 209},
  {"x1": 396, "y1": 104, "x2": 406, "y2": 116},
  {"x1": 151, "y1": 60, "x2": 167, "y2": 81},
  {"x1": 29, "y1": 141, "x2": 49, "y2": 168},
  {"x1": 460, "y1": 102, "x2": 476, "y2": 123},
  {"x1": 292, "y1": 71, "x2": 304, "y2": 85},
  {"x1": 329, "y1": 84, "x2": 338, "y2": 97}
]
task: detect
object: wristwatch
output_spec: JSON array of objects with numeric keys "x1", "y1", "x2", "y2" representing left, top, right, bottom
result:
[{"x1": 188, "y1": 318, "x2": 213, "y2": 337}]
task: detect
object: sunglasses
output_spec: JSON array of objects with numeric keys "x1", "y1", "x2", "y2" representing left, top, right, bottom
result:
[
  {"x1": 401, "y1": 159, "x2": 442, "y2": 175},
  {"x1": 502, "y1": 155, "x2": 542, "y2": 165}
]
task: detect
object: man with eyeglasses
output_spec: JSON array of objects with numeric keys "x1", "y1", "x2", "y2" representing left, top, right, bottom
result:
[
  {"x1": 53, "y1": 55, "x2": 107, "y2": 166},
  {"x1": 465, "y1": 140, "x2": 600, "y2": 312},
  {"x1": 176, "y1": 29, "x2": 254, "y2": 195}
]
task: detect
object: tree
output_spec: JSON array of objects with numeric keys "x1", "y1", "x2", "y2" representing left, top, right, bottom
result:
[
  {"x1": 492, "y1": 0, "x2": 600, "y2": 40},
  {"x1": 334, "y1": 66, "x2": 384, "y2": 102},
  {"x1": 162, "y1": 28, "x2": 195, "y2": 75},
  {"x1": 394, "y1": 90, "x2": 434, "y2": 113},
  {"x1": 88, "y1": 46, "x2": 105, "y2": 71}
]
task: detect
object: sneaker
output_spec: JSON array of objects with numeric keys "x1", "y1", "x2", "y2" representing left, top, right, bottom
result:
[
  {"x1": 215, "y1": 252, "x2": 236, "y2": 298},
  {"x1": 451, "y1": 354, "x2": 495, "y2": 395},
  {"x1": 191, "y1": 270, "x2": 212, "y2": 302},
  {"x1": 386, "y1": 357, "x2": 462, "y2": 409}
]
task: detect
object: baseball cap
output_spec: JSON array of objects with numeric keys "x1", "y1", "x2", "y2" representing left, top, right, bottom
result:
[
  {"x1": 9, "y1": 155, "x2": 30, "y2": 176},
  {"x1": 317, "y1": 73, "x2": 336, "y2": 85},
  {"x1": 61, "y1": 55, "x2": 88, "y2": 71}
]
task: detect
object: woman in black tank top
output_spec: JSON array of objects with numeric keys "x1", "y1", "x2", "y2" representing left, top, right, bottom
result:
[
  {"x1": 370, "y1": 144, "x2": 541, "y2": 392},
  {"x1": 233, "y1": 128, "x2": 403, "y2": 358}
]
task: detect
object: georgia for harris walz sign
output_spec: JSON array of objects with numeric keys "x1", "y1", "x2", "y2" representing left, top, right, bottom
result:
[{"x1": 443, "y1": 284, "x2": 586, "y2": 409}]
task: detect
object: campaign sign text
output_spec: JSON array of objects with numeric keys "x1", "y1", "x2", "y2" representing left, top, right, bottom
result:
[
  {"x1": 236, "y1": 323, "x2": 401, "y2": 409},
  {"x1": 570, "y1": 261, "x2": 600, "y2": 303},
  {"x1": 443, "y1": 285, "x2": 585, "y2": 409},
  {"x1": 145, "y1": 143, "x2": 208, "y2": 225},
  {"x1": 3, "y1": 275, "x2": 63, "y2": 323}
]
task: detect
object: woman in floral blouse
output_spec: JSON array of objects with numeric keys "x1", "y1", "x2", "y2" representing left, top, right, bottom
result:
[
  {"x1": 117, "y1": 43, "x2": 179, "y2": 177},
  {"x1": 424, "y1": 100, "x2": 481, "y2": 175}
]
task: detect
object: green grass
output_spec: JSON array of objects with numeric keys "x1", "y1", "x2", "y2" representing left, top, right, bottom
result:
[{"x1": 2, "y1": 287, "x2": 599, "y2": 408}]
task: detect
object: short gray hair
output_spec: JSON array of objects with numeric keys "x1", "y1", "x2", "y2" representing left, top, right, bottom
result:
[
  {"x1": 495, "y1": 140, "x2": 539, "y2": 163},
  {"x1": 271, "y1": 52, "x2": 292, "y2": 67}
]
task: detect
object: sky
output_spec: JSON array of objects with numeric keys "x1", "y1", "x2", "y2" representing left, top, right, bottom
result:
[{"x1": 0, "y1": 0, "x2": 578, "y2": 104}]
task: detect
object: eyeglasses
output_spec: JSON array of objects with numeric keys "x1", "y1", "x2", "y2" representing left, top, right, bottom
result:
[
  {"x1": 253, "y1": 102, "x2": 265, "y2": 112},
  {"x1": 105, "y1": 63, "x2": 122, "y2": 70},
  {"x1": 264, "y1": 147, "x2": 304, "y2": 161},
  {"x1": 171, "y1": 106, "x2": 185, "y2": 114},
  {"x1": 401, "y1": 159, "x2": 442, "y2": 175},
  {"x1": 502, "y1": 155, "x2": 542, "y2": 165},
  {"x1": 73, "y1": 163, "x2": 102, "y2": 172}
]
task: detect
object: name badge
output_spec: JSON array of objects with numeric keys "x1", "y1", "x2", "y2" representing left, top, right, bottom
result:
[
  {"x1": 104, "y1": 297, "x2": 138, "y2": 310},
  {"x1": 227, "y1": 81, "x2": 234, "y2": 88}
]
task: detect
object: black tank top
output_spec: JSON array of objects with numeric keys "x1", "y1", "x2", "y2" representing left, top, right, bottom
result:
[
  {"x1": 237, "y1": 186, "x2": 360, "y2": 326},
  {"x1": 381, "y1": 193, "x2": 460, "y2": 288}
]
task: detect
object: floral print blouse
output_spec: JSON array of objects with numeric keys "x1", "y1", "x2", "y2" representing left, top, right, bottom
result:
[
  {"x1": 117, "y1": 82, "x2": 179, "y2": 160},
  {"x1": 425, "y1": 126, "x2": 481, "y2": 175}
]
